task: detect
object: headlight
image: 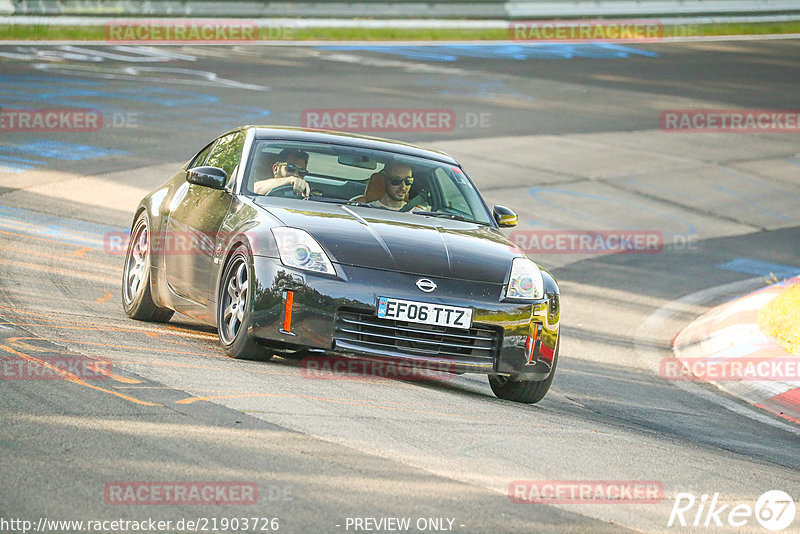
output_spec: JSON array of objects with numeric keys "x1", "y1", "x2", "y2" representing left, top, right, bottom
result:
[
  {"x1": 271, "y1": 227, "x2": 335, "y2": 275},
  {"x1": 506, "y1": 257, "x2": 544, "y2": 300}
]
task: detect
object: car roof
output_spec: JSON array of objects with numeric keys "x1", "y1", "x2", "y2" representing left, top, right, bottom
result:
[{"x1": 243, "y1": 125, "x2": 459, "y2": 165}]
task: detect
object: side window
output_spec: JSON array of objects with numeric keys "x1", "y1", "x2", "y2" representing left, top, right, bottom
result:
[
  {"x1": 434, "y1": 168, "x2": 470, "y2": 214},
  {"x1": 205, "y1": 131, "x2": 246, "y2": 180},
  {"x1": 190, "y1": 141, "x2": 216, "y2": 168}
]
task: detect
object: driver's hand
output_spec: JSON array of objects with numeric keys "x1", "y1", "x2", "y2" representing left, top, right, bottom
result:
[
  {"x1": 290, "y1": 177, "x2": 310, "y2": 198},
  {"x1": 253, "y1": 180, "x2": 271, "y2": 195}
]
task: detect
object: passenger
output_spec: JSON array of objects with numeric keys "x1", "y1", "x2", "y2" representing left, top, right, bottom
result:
[
  {"x1": 253, "y1": 148, "x2": 310, "y2": 197},
  {"x1": 367, "y1": 162, "x2": 420, "y2": 211}
]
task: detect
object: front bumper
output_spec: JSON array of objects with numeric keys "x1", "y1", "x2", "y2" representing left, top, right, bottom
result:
[{"x1": 249, "y1": 257, "x2": 559, "y2": 380}]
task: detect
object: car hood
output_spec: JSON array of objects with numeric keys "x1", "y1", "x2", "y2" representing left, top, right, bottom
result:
[{"x1": 255, "y1": 199, "x2": 518, "y2": 283}]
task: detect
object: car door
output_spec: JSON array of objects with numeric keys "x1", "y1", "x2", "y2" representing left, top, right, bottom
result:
[{"x1": 164, "y1": 130, "x2": 245, "y2": 306}]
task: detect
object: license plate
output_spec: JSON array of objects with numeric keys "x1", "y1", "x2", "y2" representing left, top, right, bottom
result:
[{"x1": 376, "y1": 297, "x2": 472, "y2": 329}]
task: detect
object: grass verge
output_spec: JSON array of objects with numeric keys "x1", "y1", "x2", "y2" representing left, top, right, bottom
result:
[
  {"x1": 758, "y1": 281, "x2": 800, "y2": 354},
  {"x1": 1, "y1": 21, "x2": 799, "y2": 41}
]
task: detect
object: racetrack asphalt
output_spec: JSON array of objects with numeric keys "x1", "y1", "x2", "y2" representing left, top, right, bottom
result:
[{"x1": 1, "y1": 40, "x2": 799, "y2": 533}]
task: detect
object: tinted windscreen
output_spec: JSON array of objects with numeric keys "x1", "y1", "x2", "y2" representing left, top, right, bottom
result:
[{"x1": 243, "y1": 140, "x2": 493, "y2": 225}]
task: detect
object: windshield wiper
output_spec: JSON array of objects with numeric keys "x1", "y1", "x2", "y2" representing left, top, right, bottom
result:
[
  {"x1": 302, "y1": 196, "x2": 347, "y2": 204},
  {"x1": 299, "y1": 196, "x2": 379, "y2": 209},
  {"x1": 303, "y1": 197, "x2": 380, "y2": 209},
  {"x1": 411, "y1": 210, "x2": 485, "y2": 225}
]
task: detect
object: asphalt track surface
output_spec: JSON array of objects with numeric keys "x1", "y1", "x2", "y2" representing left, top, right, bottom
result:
[{"x1": 1, "y1": 40, "x2": 800, "y2": 533}]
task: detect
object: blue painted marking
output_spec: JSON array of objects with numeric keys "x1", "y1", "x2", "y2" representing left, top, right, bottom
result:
[
  {"x1": 318, "y1": 43, "x2": 659, "y2": 61},
  {"x1": 715, "y1": 185, "x2": 792, "y2": 222},
  {"x1": 716, "y1": 167, "x2": 795, "y2": 197},
  {"x1": 718, "y1": 258, "x2": 800, "y2": 279},
  {"x1": 0, "y1": 77, "x2": 271, "y2": 128},
  {"x1": 0, "y1": 226, "x2": 103, "y2": 249},
  {"x1": 0, "y1": 140, "x2": 126, "y2": 161},
  {"x1": 0, "y1": 75, "x2": 103, "y2": 87},
  {"x1": 35, "y1": 88, "x2": 217, "y2": 107},
  {"x1": 529, "y1": 187, "x2": 613, "y2": 227},
  {"x1": 415, "y1": 77, "x2": 534, "y2": 100},
  {"x1": 0, "y1": 86, "x2": 217, "y2": 112},
  {"x1": 0, "y1": 206, "x2": 126, "y2": 249},
  {"x1": 0, "y1": 160, "x2": 35, "y2": 173},
  {"x1": 193, "y1": 105, "x2": 271, "y2": 126},
  {"x1": 530, "y1": 187, "x2": 606, "y2": 201},
  {"x1": 591, "y1": 42, "x2": 660, "y2": 58},
  {"x1": 716, "y1": 168, "x2": 800, "y2": 221},
  {"x1": 0, "y1": 154, "x2": 45, "y2": 172},
  {"x1": 0, "y1": 206, "x2": 125, "y2": 234},
  {"x1": 0, "y1": 154, "x2": 45, "y2": 165}
]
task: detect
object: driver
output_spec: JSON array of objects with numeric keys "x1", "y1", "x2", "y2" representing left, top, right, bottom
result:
[
  {"x1": 253, "y1": 148, "x2": 310, "y2": 197},
  {"x1": 367, "y1": 162, "x2": 418, "y2": 211}
]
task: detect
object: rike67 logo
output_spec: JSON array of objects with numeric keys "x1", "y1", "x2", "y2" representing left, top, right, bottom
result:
[{"x1": 669, "y1": 490, "x2": 796, "y2": 531}]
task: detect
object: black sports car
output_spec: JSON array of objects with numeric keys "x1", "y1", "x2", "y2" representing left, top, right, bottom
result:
[{"x1": 122, "y1": 126, "x2": 560, "y2": 403}]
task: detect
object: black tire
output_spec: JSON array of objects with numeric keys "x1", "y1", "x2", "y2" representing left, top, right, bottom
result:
[
  {"x1": 489, "y1": 343, "x2": 559, "y2": 404},
  {"x1": 122, "y1": 213, "x2": 174, "y2": 322},
  {"x1": 217, "y1": 246, "x2": 272, "y2": 361}
]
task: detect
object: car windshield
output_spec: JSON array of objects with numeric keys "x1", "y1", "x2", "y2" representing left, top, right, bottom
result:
[{"x1": 243, "y1": 140, "x2": 493, "y2": 225}]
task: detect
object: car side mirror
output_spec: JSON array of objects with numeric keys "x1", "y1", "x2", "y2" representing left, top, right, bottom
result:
[
  {"x1": 187, "y1": 166, "x2": 227, "y2": 189},
  {"x1": 493, "y1": 205, "x2": 518, "y2": 228}
]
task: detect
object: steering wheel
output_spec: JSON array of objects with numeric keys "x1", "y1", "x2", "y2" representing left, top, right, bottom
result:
[
  {"x1": 266, "y1": 184, "x2": 323, "y2": 199},
  {"x1": 400, "y1": 188, "x2": 432, "y2": 212}
]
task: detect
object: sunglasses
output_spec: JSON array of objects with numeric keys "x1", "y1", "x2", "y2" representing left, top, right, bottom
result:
[
  {"x1": 282, "y1": 163, "x2": 308, "y2": 177},
  {"x1": 388, "y1": 177, "x2": 414, "y2": 186}
]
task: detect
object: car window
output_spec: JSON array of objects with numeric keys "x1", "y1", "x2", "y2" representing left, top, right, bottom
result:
[
  {"x1": 205, "y1": 130, "x2": 246, "y2": 180},
  {"x1": 190, "y1": 141, "x2": 216, "y2": 168},
  {"x1": 246, "y1": 140, "x2": 493, "y2": 225},
  {"x1": 434, "y1": 167, "x2": 471, "y2": 214},
  {"x1": 307, "y1": 152, "x2": 377, "y2": 181}
]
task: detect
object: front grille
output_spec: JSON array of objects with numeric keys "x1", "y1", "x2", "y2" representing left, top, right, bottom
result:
[{"x1": 334, "y1": 309, "x2": 500, "y2": 363}]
